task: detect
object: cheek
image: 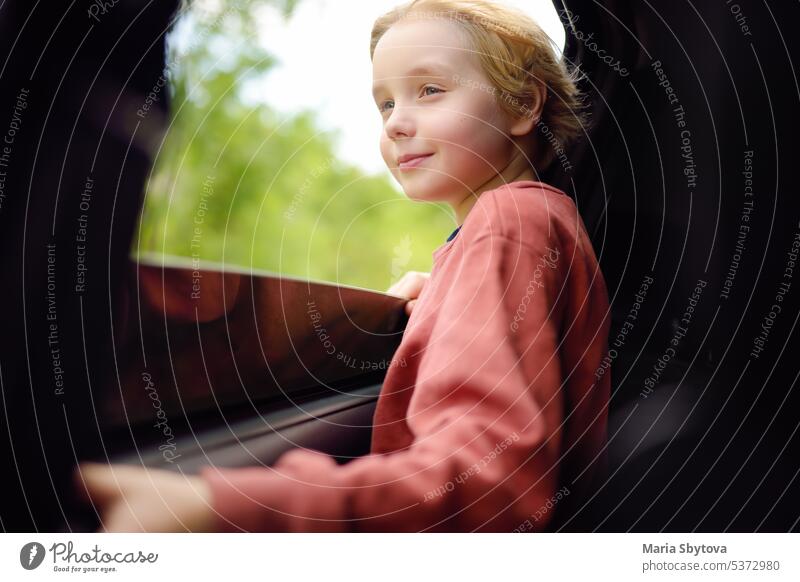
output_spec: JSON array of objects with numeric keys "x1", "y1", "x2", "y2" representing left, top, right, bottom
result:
[
  {"x1": 379, "y1": 132, "x2": 402, "y2": 182},
  {"x1": 379, "y1": 133, "x2": 394, "y2": 168},
  {"x1": 438, "y1": 103, "x2": 509, "y2": 172},
  {"x1": 379, "y1": 132, "x2": 389, "y2": 161}
]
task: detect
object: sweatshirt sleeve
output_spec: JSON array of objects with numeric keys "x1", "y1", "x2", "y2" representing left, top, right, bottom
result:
[{"x1": 199, "y1": 226, "x2": 571, "y2": 532}]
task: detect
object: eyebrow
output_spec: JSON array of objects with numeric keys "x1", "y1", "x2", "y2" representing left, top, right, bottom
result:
[{"x1": 372, "y1": 63, "x2": 452, "y2": 97}]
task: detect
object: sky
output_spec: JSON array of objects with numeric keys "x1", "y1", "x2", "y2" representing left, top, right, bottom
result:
[{"x1": 219, "y1": 0, "x2": 566, "y2": 177}]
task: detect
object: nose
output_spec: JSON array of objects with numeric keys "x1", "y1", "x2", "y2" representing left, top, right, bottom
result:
[{"x1": 384, "y1": 103, "x2": 416, "y2": 141}]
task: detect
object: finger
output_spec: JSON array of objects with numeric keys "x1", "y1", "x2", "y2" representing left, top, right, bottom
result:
[
  {"x1": 403, "y1": 275, "x2": 428, "y2": 301},
  {"x1": 396, "y1": 273, "x2": 428, "y2": 299},
  {"x1": 76, "y1": 462, "x2": 126, "y2": 507},
  {"x1": 405, "y1": 299, "x2": 416, "y2": 316},
  {"x1": 387, "y1": 273, "x2": 411, "y2": 296},
  {"x1": 97, "y1": 502, "x2": 144, "y2": 533}
]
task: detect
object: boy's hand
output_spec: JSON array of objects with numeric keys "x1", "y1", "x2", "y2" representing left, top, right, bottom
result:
[
  {"x1": 74, "y1": 462, "x2": 215, "y2": 532},
  {"x1": 387, "y1": 271, "x2": 430, "y2": 316}
]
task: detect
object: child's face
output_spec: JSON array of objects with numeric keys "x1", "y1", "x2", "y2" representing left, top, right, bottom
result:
[{"x1": 372, "y1": 16, "x2": 530, "y2": 208}]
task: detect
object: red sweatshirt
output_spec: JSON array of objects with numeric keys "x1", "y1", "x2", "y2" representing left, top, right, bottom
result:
[{"x1": 200, "y1": 180, "x2": 611, "y2": 532}]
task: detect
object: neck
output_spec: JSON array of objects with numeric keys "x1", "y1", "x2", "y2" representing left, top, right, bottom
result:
[{"x1": 451, "y1": 152, "x2": 537, "y2": 225}]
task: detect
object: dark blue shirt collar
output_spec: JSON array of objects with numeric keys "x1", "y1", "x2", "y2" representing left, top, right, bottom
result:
[{"x1": 446, "y1": 225, "x2": 462, "y2": 242}]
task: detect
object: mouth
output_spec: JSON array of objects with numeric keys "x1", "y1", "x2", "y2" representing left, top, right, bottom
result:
[{"x1": 397, "y1": 153, "x2": 434, "y2": 170}]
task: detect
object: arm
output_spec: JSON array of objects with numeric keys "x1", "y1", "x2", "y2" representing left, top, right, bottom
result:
[{"x1": 200, "y1": 230, "x2": 571, "y2": 532}]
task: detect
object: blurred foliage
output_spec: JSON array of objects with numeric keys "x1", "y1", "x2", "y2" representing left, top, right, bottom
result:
[{"x1": 134, "y1": 0, "x2": 454, "y2": 291}]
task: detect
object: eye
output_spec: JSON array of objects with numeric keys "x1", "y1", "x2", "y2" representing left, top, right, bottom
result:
[
  {"x1": 421, "y1": 85, "x2": 443, "y2": 97},
  {"x1": 378, "y1": 99, "x2": 394, "y2": 114},
  {"x1": 378, "y1": 85, "x2": 444, "y2": 115}
]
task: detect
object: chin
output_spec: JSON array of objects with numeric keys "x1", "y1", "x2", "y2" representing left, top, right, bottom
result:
[
  {"x1": 399, "y1": 176, "x2": 452, "y2": 203},
  {"x1": 401, "y1": 184, "x2": 440, "y2": 203}
]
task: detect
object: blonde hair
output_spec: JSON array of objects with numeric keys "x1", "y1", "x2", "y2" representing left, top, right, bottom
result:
[{"x1": 370, "y1": 0, "x2": 588, "y2": 173}]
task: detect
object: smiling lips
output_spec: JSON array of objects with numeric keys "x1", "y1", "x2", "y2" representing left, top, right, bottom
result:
[{"x1": 397, "y1": 153, "x2": 434, "y2": 170}]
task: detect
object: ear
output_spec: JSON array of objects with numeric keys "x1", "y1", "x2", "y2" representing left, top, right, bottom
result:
[{"x1": 509, "y1": 79, "x2": 547, "y2": 137}]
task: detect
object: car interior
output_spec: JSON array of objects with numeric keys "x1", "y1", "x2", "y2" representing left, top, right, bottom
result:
[{"x1": 0, "y1": 0, "x2": 797, "y2": 532}]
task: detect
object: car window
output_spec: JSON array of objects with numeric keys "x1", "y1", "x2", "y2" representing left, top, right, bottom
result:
[{"x1": 134, "y1": 0, "x2": 565, "y2": 292}]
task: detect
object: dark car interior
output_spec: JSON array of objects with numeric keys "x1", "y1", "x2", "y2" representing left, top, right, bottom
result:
[{"x1": 0, "y1": 0, "x2": 798, "y2": 532}]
